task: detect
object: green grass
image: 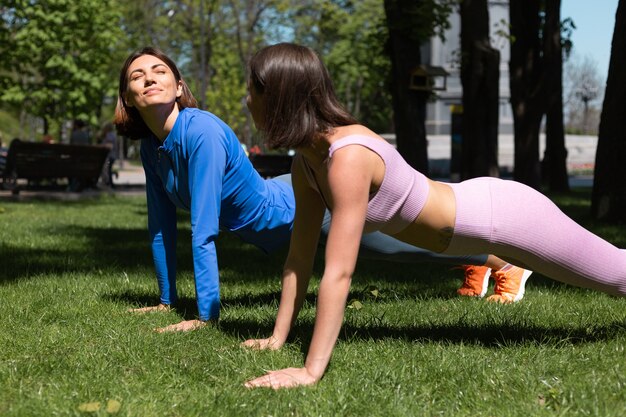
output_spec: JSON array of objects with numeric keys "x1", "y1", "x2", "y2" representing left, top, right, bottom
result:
[{"x1": 1, "y1": 190, "x2": 626, "y2": 416}]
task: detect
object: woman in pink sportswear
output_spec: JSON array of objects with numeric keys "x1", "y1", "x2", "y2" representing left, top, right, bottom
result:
[{"x1": 242, "y1": 43, "x2": 626, "y2": 389}]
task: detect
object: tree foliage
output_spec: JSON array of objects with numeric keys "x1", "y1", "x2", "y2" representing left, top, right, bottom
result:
[
  {"x1": 0, "y1": 0, "x2": 123, "y2": 137},
  {"x1": 563, "y1": 55, "x2": 604, "y2": 135},
  {"x1": 0, "y1": 0, "x2": 439, "y2": 148},
  {"x1": 116, "y1": 0, "x2": 292, "y2": 145},
  {"x1": 284, "y1": 0, "x2": 392, "y2": 132}
]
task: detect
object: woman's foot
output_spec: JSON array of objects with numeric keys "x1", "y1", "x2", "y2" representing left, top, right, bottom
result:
[
  {"x1": 127, "y1": 303, "x2": 171, "y2": 313},
  {"x1": 457, "y1": 265, "x2": 491, "y2": 298},
  {"x1": 486, "y1": 265, "x2": 532, "y2": 303}
]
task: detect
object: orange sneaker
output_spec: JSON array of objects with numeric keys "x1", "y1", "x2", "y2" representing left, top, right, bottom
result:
[
  {"x1": 486, "y1": 265, "x2": 533, "y2": 303},
  {"x1": 457, "y1": 265, "x2": 491, "y2": 298}
]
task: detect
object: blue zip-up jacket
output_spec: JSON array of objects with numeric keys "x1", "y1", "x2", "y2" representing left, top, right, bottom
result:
[{"x1": 140, "y1": 108, "x2": 295, "y2": 320}]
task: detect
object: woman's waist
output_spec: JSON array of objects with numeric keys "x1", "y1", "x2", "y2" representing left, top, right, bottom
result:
[
  {"x1": 222, "y1": 180, "x2": 295, "y2": 231},
  {"x1": 389, "y1": 179, "x2": 456, "y2": 252}
]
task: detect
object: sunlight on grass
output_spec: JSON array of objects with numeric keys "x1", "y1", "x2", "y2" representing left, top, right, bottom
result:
[{"x1": 0, "y1": 191, "x2": 625, "y2": 416}]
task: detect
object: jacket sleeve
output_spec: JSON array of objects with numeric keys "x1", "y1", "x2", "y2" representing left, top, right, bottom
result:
[
  {"x1": 186, "y1": 130, "x2": 227, "y2": 321},
  {"x1": 141, "y1": 140, "x2": 178, "y2": 306}
]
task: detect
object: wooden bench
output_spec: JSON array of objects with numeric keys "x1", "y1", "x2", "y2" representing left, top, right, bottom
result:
[
  {"x1": 249, "y1": 153, "x2": 293, "y2": 178},
  {"x1": 1, "y1": 140, "x2": 110, "y2": 194}
]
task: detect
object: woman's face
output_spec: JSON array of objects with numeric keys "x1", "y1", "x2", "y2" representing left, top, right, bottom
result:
[
  {"x1": 246, "y1": 83, "x2": 266, "y2": 130},
  {"x1": 124, "y1": 54, "x2": 182, "y2": 111}
]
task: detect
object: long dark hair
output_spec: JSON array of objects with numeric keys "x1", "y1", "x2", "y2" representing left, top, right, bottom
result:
[
  {"x1": 248, "y1": 43, "x2": 357, "y2": 150},
  {"x1": 114, "y1": 47, "x2": 198, "y2": 140}
]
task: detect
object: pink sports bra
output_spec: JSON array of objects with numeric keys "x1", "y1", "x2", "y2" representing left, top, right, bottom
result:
[{"x1": 299, "y1": 134, "x2": 430, "y2": 234}]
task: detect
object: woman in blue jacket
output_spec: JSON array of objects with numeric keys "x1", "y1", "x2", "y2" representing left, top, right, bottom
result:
[{"x1": 113, "y1": 47, "x2": 523, "y2": 332}]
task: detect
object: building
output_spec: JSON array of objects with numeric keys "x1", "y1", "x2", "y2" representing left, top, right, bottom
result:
[{"x1": 424, "y1": 1, "x2": 513, "y2": 135}]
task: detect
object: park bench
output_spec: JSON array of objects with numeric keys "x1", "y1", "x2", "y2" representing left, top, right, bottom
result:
[
  {"x1": 1, "y1": 140, "x2": 110, "y2": 194},
  {"x1": 249, "y1": 153, "x2": 293, "y2": 178}
]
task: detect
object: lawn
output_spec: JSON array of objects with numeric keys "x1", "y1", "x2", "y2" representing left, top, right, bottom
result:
[{"x1": 0, "y1": 190, "x2": 625, "y2": 416}]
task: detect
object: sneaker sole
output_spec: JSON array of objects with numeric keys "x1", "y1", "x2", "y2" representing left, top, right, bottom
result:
[
  {"x1": 512, "y1": 269, "x2": 533, "y2": 302},
  {"x1": 478, "y1": 268, "x2": 492, "y2": 298}
]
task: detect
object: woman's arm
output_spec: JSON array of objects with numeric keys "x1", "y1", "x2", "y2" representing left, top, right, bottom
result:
[
  {"x1": 155, "y1": 127, "x2": 228, "y2": 332},
  {"x1": 186, "y1": 129, "x2": 228, "y2": 323},
  {"x1": 130, "y1": 139, "x2": 178, "y2": 312},
  {"x1": 242, "y1": 157, "x2": 326, "y2": 350},
  {"x1": 245, "y1": 146, "x2": 373, "y2": 388}
]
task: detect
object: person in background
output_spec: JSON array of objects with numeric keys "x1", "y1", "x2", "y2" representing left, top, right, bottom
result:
[
  {"x1": 113, "y1": 47, "x2": 524, "y2": 333},
  {"x1": 98, "y1": 122, "x2": 118, "y2": 187},
  {"x1": 0, "y1": 136, "x2": 7, "y2": 176},
  {"x1": 70, "y1": 120, "x2": 91, "y2": 145},
  {"x1": 241, "y1": 43, "x2": 626, "y2": 389}
]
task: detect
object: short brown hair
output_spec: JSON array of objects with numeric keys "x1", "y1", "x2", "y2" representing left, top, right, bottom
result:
[
  {"x1": 248, "y1": 43, "x2": 357, "y2": 150},
  {"x1": 114, "y1": 47, "x2": 198, "y2": 140}
]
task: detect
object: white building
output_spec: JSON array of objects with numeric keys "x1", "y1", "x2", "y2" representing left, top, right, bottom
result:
[{"x1": 423, "y1": 1, "x2": 513, "y2": 135}]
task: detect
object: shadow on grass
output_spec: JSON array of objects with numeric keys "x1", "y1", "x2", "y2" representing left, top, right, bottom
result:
[
  {"x1": 101, "y1": 287, "x2": 626, "y2": 351},
  {"x1": 101, "y1": 279, "x2": 464, "y2": 330},
  {"x1": 103, "y1": 273, "x2": 576, "y2": 336},
  {"x1": 102, "y1": 270, "x2": 626, "y2": 349},
  {"x1": 218, "y1": 285, "x2": 469, "y2": 310},
  {"x1": 0, "y1": 227, "x2": 154, "y2": 283},
  {"x1": 337, "y1": 320, "x2": 626, "y2": 347},
  {"x1": 0, "y1": 224, "x2": 283, "y2": 284},
  {"x1": 104, "y1": 289, "x2": 201, "y2": 321},
  {"x1": 219, "y1": 316, "x2": 626, "y2": 350}
]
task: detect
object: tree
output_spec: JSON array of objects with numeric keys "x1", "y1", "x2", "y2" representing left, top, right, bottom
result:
[
  {"x1": 232, "y1": 0, "x2": 393, "y2": 142},
  {"x1": 508, "y1": 0, "x2": 569, "y2": 190},
  {"x1": 117, "y1": 0, "x2": 218, "y2": 110},
  {"x1": 541, "y1": 0, "x2": 569, "y2": 192},
  {"x1": 169, "y1": 0, "x2": 219, "y2": 111},
  {"x1": 383, "y1": 0, "x2": 454, "y2": 173},
  {"x1": 591, "y1": 0, "x2": 626, "y2": 222},
  {"x1": 227, "y1": 0, "x2": 283, "y2": 145},
  {"x1": 563, "y1": 55, "x2": 603, "y2": 135},
  {"x1": 117, "y1": 0, "x2": 287, "y2": 144},
  {"x1": 508, "y1": 0, "x2": 546, "y2": 189},
  {"x1": 203, "y1": 29, "x2": 249, "y2": 140},
  {"x1": 117, "y1": 0, "x2": 174, "y2": 49},
  {"x1": 0, "y1": 0, "x2": 123, "y2": 138},
  {"x1": 290, "y1": 0, "x2": 391, "y2": 132},
  {"x1": 459, "y1": 0, "x2": 500, "y2": 179}
]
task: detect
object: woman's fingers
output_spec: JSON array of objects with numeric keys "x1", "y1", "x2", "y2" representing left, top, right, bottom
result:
[
  {"x1": 244, "y1": 368, "x2": 318, "y2": 390},
  {"x1": 127, "y1": 304, "x2": 170, "y2": 313},
  {"x1": 155, "y1": 319, "x2": 206, "y2": 333}
]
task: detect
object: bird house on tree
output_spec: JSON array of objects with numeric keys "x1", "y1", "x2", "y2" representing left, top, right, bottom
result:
[{"x1": 409, "y1": 65, "x2": 449, "y2": 91}]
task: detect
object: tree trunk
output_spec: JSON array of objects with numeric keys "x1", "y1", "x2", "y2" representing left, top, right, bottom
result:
[
  {"x1": 542, "y1": 0, "x2": 569, "y2": 192},
  {"x1": 384, "y1": 0, "x2": 429, "y2": 173},
  {"x1": 509, "y1": 0, "x2": 545, "y2": 189},
  {"x1": 198, "y1": 0, "x2": 209, "y2": 110},
  {"x1": 460, "y1": 0, "x2": 500, "y2": 179},
  {"x1": 591, "y1": 0, "x2": 626, "y2": 222}
]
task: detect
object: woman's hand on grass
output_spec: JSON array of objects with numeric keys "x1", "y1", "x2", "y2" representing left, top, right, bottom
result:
[
  {"x1": 127, "y1": 303, "x2": 170, "y2": 313},
  {"x1": 155, "y1": 319, "x2": 206, "y2": 333},
  {"x1": 244, "y1": 367, "x2": 319, "y2": 389},
  {"x1": 241, "y1": 335, "x2": 282, "y2": 350}
]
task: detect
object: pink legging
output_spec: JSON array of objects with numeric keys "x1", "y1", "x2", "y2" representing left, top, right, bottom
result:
[{"x1": 443, "y1": 177, "x2": 626, "y2": 295}]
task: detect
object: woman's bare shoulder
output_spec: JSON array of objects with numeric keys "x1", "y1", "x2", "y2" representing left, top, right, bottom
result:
[{"x1": 329, "y1": 124, "x2": 380, "y2": 141}]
